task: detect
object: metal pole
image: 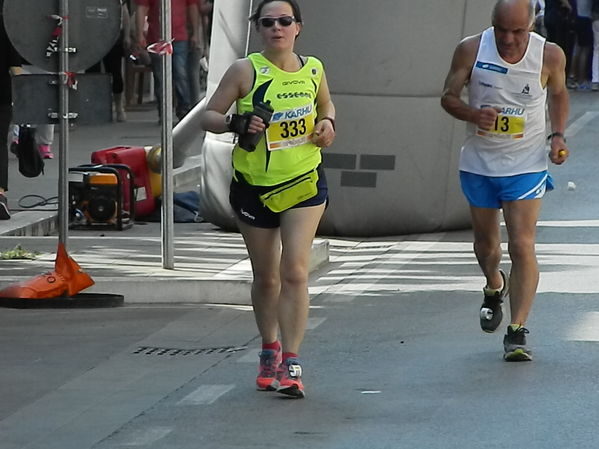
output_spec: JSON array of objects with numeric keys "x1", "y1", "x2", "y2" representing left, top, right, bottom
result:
[
  {"x1": 246, "y1": 1, "x2": 253, "y2": 56},
  {"x1": 160, "y1": 0, "x2": 175, "y2": 269},
  {"x1": 58, "y1": 0, "x2": 70, "y2": 248}
]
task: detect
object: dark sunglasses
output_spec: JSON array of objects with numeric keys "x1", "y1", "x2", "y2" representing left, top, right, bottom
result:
[{"x1": 258, "y1": 16, "x2": 296, "y2": 28}]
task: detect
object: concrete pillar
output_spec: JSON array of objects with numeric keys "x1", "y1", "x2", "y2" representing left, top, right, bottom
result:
[{"x1": 199, "y1": 0, "x2": 496, "y2": 235}]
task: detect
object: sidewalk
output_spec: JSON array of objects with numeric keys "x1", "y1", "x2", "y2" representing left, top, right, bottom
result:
[{"x1": 0, "y1": 104, "x2": 330, "y2": 304}]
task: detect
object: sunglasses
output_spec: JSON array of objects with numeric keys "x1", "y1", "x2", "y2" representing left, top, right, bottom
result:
[{"x1": 258, "y1": 16, "x2": 296, "y2": 28}]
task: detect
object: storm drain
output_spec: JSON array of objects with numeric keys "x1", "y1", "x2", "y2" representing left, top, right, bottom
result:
[{"x1": 133, "y1": 345, "x2": 247, "y2": 357}]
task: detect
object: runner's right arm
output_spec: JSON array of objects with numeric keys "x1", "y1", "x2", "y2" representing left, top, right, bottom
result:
[
  {"x1": 441, "y1": 35, "x2": 498, "y2": 131},
  {"x1": 200, "y1": 59, "x2": 266, "y2": 135}
]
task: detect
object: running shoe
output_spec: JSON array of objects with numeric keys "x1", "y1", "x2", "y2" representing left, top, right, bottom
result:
[
  {"x1": 503, "y1": 326, "x2": 532, "y2": 362},
  {"x1": 480, "y1": 268, "x2": 509, "y2": 333},
  {"x1": 39, "y1": 145, "x2": 54, "y2": 159},
  {"x1": 256, "y1": 347, "x2": 282, "y2": 391},
  {"x1": 0, "y1": 194, "x2": 10, "y2": 220},
  {"x1": 275, "y1": 358, "x2": 305, "y2": 398}
]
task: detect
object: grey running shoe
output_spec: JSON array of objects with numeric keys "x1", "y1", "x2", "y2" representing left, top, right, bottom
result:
[
  {"x1": 480, "y1": 269, "x2": 508, "y2": 333},
  {"x1": 503, "y1": 326, "x2": 532, "y2": 362}
]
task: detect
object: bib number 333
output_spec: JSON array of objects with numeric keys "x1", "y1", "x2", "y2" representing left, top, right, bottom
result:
[{"x1": 267, "y1": 105, "x2": 315, "y2": 151}]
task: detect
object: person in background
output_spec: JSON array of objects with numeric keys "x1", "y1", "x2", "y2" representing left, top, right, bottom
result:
[
  {"x1": 589, "y1": 0, "x2": 599, "y2": 90},
  {"x1": 8, "y1": 61, "x2": 56, "y2": 160},
  {"x1": 187, "y1": 0, "x2": 207, "y2": 106},
  {"x1": 135, "y1": 0, "x2": 199, "y2": 121},
  {"x1": 571, "y1": 0, "x2": 594, "y2": 90},
  {"x1": 535, "y1": 0, "x2": 547, "y2": 35},
  {"x1": 0, "y1": 12, "x2": 22, "y2": 219},
  {"x1": 544, "y1": 0, "x2": 577, "y2": 84},
  {"x1": 87, "y1": 0, "x2": 131, "y2": 121}
]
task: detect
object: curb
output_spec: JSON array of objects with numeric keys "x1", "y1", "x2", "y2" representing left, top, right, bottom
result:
[
  {"x1": 0, "y1": 211, "x2": 58, "y2": 237},
  {"x1": 0, "y1": 240, "x2": 330, "y2": 305}
]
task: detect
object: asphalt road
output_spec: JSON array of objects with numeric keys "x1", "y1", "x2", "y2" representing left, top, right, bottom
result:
[{"x1": 1, "y1": 91, "x2": 599, "y2": 449}]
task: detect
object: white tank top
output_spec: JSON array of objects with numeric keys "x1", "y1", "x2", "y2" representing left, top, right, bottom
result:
[{"x1": 460, "y1": 27, "x2": 547, "y2": 177}]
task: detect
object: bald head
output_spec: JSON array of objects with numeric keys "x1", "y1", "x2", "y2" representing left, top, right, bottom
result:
[{"x1": 492, "y1": 0, "x2": 535, "y2": 28}]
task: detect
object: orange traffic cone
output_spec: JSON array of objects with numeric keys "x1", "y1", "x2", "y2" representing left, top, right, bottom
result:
[
  {"x1": 54, "y1": 242, "x2": 95, "y2": 296},
  {"x1": 0, "y1": 242, "x2": 94, "y2": 299}
]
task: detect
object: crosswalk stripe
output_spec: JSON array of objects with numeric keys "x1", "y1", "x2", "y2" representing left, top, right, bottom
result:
[
  {"x1": 237, "y1": 348, "x2": 260, "y2": 363},
  {"x1": 119, "y1": 427, "x2": 173, "y2": 446},
  {"x1": 565, "y1": 111, "x2": 599, "y2": 137},
  {"x1": 322, "y1": 236, "x2": 446, "y2": 303},
  {"x1": 566, "y1": 312, "x2": 599, "y2": 341},
  {"x1": 306, "y1": 316, "x2": 327, "y2": 329},
  {"x1": 177, "y1": 385, "x2": 235, "y2": 405}
]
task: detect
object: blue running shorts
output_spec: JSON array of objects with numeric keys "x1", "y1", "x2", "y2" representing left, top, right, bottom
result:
[{"x1": 459, "y1": 170, "x2": 554, "y2": 209}]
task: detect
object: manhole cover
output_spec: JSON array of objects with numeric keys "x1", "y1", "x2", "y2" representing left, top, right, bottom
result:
[{"x1": 132, "y1": 345, "x2": 247, "y2": 357}]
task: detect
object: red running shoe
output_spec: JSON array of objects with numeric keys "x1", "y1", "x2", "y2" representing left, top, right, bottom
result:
[
  {"x1": 256, "y1": 347, "x2": 282, "y2": 391},
  {"x1": 275, "y1": 358, "x2": 305, "y2": 398}
]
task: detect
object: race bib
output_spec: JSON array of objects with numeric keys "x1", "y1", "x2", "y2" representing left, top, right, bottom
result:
[
  {"x1": 267, "y1": 104, "x2": 315, "y2": 151},
  {"x1": 477, "y1": 105, "x2": 526, "y2": 140}
]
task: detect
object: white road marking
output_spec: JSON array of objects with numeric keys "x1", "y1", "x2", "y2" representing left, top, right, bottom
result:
[
  {"x1": 566, "y1": 312, "x2": 599, "y2": 342},
  {"x1": 565, "y1": 111, "x2": 599, "y2": 137},
  {"x1": 537, "y1": 220, "x2": 599, "y2": 227},
  {"x1": 237, "y1": 348, "x2": 260, "y2": 363},
  {"x1": 306, "y1": 317, "x2": 327, "y2": 330},
  {"x1": 177, "y1": 384, "x2": 235, "y2": 405},
  {"x1": 213, "y1": 259, "x2": 252, "y2": 280},
  {"x1": 120, "y1": 427, "x2": 173, "y2": 446},
  {"x1": 322, "y1": 236, "x2": 446, "y2": 303}
]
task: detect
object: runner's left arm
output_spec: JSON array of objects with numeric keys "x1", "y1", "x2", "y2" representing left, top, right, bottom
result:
[
  {"x1": 313, "y1": 71, "x2": 336, "y2": 148},
  {"x1": 545, "y1": 42, "x2": 570, "y2": 165}
]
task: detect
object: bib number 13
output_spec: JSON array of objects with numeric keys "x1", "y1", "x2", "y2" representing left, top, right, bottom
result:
[
  {"x1": 494, "y1": 116, "x2": 510, "y2": 132},
  {"x1": 491, "y1": 114, "x2": 524, "y2": 136}
]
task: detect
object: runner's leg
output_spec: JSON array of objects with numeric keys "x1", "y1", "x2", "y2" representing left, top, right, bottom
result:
[
  {"x1": 501, "y1": 198, "x2": 542, "y2": 325},
  {"x1": 278, "y1": 203, "x2": 326, "y2": 354},
  {"x1": 470, "y1": 206, "x2": 504, "y2": 290},
  {"x1": 237, "y1": 220, "x2": 281, "y2": 344}
]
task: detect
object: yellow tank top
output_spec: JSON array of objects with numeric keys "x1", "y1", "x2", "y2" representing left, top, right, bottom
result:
[{"x1": 233, "y1": 52, "x2": 324, "y2": 186}]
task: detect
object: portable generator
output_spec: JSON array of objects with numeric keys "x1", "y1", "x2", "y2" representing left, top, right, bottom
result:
[
  {"x1": 68, "y1": 164, "x2": 135, "y2": 230},
  {"x1": 91, "y1": 146, "x2": 157, "y2": 218}
]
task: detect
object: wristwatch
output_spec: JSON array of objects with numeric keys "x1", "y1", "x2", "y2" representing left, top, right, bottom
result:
[
  {"x1": 225, "y1": 114, "x2": 233, "y2": 130},
  {"x1": 547, "y1": 131, "x2": 566, "y2": 142}
]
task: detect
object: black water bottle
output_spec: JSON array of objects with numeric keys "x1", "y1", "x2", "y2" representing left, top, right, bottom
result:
[{"x1": 239, "y1": 100, "x2": 274, "y2": 151}]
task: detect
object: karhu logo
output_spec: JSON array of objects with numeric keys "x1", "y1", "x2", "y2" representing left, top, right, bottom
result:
[{"x1": 521, "y1": 84, "x2": 530, "y2": 95}]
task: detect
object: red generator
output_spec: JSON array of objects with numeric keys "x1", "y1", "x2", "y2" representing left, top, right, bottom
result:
[{"x1": 91, "y1": 146, "x2": 156, "y2": 218}]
